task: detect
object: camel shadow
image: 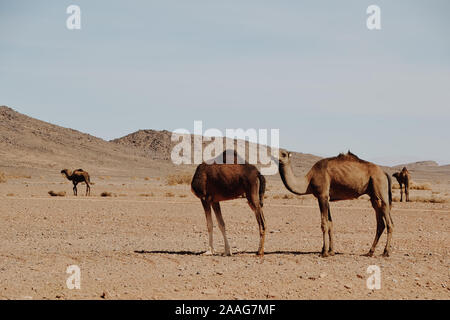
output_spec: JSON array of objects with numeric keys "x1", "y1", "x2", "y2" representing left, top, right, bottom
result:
[
  {"x1": 134, "y1": 250, "x2": 204, "y2": 255},
  {"x1": 134, "y1": 250, "x2": 341, "y2": 256}
]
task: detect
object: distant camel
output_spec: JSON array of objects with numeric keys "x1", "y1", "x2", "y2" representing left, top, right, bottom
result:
[
  {"x1": 392, "y1": 167, "x2": 410, "y2": 202},
  {"x1": 61, "y1": 169, "x2": 91, "y2": 196},
  {"x1": 278, "y1": 150, "x2": 393, "y2": 257},
  {"x1": 191, "y1": 150, "x2": 266, "y2": 256}
]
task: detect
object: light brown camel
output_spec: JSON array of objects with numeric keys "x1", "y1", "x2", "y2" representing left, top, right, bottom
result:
[
  {"x1": 61, "y1": 169, "x2": 91, "y2": 196},
  {"x1": 191, "y1": 151, "x2": 266, "y2": 256},
  {"x1": 278, "y1": 150, "x2": 393, "y2": 257},
  {"x1": 392, "y1": 167, "x2": 410, "y2": 202}
]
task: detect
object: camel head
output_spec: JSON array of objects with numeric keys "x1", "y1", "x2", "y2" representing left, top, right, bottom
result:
[
  {"x1": 278, "y1": 149, "x2": 292, "y2": 166},
  {"x1": 61, "y1": 169, "x2": 71, "y2": 177},
  {"x1": 392, "y1": 172, "x2": 399, "y2": 179}
]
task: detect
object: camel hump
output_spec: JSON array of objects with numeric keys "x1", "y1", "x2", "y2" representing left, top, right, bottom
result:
[
  {"x1": 75, "y1": 169, "x2": 84, "y2": 172},
  {"x1": 222, "y1": 149, "x2": 247, "y2": 164},
  {"x1": 336, "y1": 150, "x2": 364, "y2": 162}
]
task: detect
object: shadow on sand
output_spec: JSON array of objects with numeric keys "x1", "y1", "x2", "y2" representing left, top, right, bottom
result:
[{"x1": 133, "y1": 250, "x2": 343, "y2": 256}]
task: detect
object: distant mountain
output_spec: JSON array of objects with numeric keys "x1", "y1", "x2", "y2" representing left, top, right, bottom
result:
[
  {"x1": 393, "y1": 160, "x2": 439, "y2": 170},
  {"x1": 0, "y1": 106, "x2": 321, "y2": 176},
  {"x1": 111, "y1": 129, "x2": 322, "y2": 172},
  {"x1": 0, "y1": 106, "x2": 151, "y2": 172},
  {"x1": 111, "y1": 129, "x2": 172, "y2": 160},
  {"x1": 1, "y1": 105, "x2": 448, "y2": 181}
]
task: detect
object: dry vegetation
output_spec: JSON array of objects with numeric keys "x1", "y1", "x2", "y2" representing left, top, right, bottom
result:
[
  {"x1": 100, "y1": 192, "x2": 113, "y2": 197},
  {"x1": 0, "y1": 172, "x2": 6, "y2": 183},
  {"x1": 392, "y1": 181, "x2": 432, "y2": 190},
  {"x1": 392, "y1": 195, "x2": 448, "y2": 203},
  {"x1": 167, "y1": 174, "x2": 191, "y2": 186},
  {"x1": 273, "y1": 194, "x2": 295, "y2": 200},
  {"x1": 165, "y1": 192, "x2": 175, "y2": 197},
  {"x1": 410, "y1": 182, "x2": 432, "y2": 190},
  {"x1": 48, "y1": 191, "x2": 66, "y2": 197},
  {"x1": 139, "y1": 193, "x2": 154, "y2": 197}
]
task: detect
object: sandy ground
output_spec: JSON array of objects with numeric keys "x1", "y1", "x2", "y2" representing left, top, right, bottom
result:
[{"x1": 0, "y1": 175, "x2": 449, "y2": 300}]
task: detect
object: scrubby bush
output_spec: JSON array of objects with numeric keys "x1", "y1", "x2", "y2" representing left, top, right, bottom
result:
[
  {"x1": 48, "y1": 190, "x2": 66, "y2": 197},
  {"x1": 167, "y1": 174, "x2": 192, "y2": 186}
]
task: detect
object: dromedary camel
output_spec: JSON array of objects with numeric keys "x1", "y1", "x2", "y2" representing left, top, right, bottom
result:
[
  {"x1": 191, "y1": 150, "x2": 266, "y2": 256},
  {"x1": 393, "y1": 167, "x2": 410, "y2": 202},
  {"x1": 278, "y1": 150, "x2": 393, "y2": 257},
  {"x1": 61, "y1": 169, "x2": 91, "y2": 196}
]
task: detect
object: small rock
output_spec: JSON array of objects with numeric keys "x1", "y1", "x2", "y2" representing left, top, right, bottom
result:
[
  {"x1": 216, "y1": 271, "x2": 223, "y2": 275},
  {"x1": 202, "y1": 288, "x2": 218, "y2": 295},
  {"x1": 344, "y1": 284, "x2": 352, "y2": 289},
  {"x1": 100, "y1": 291, "x2": 108, "y2": 299},
  {"x1": 356, "y1": 274, "x2": 364, "y2": 279}
]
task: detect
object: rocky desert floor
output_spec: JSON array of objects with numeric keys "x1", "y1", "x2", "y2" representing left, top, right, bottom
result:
[{"x1": 0, "y1": 173, "x2": 449, "y2": 300}]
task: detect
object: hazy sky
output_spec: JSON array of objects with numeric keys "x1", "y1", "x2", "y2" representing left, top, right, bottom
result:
[{"x1": 1, "y1": 1, "x2": 449, "y2": 165}]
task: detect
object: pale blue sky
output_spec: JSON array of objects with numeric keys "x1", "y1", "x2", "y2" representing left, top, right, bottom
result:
[{"x1": 1, "y1": 1, "x2": 449, "y2": 165}]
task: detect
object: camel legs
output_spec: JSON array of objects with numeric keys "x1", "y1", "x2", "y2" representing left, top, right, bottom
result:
[
  {"x1": 404, "y1": 184, "x2": 410, "y2": 202},
  {"x1": 85, "y1": 183, "x2": 90, "y2": 196},
  {"x1": 201, "y1": 199, "x2": 214, "y2": 255},
  {"x1": 72, "y1": 182, "x2": 78, "y2": 196},
  {"x1": 247, "y1": 193, "x2": 266, "y2": 256},
  {"x1": 382, "y1": 204, "x2": 394, "y2": 257},
  {"x1": 399, "y1": 183, "x2": 404, "y2": 202},
  {"x1": 367, "y1": 198, "x2": 393, "y2": 257},
  {"x1": 212, "y1": 202, "x2": 232, "y2": 256},
  {"x1": 327, "y1": 206, "x2": 335, "y2": 256},
  {"x1": 318, "y1": 197, "x2": 334, "y2": 257},
  {"x1": 367, "y1": 198, "x2": 386, "y2": 256}
]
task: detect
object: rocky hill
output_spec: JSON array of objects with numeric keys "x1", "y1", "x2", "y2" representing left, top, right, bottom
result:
[
  {"x1": 1, "y1": 105, "x2": 448, "y2": 181},
  {"x1": 0, "y1": 106, "x2": 153, "y2": 174}
]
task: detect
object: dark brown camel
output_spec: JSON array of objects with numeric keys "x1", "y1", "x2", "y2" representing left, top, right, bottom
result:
[
  {"x1": 278, "y1": 150, "x2": 393, "y2": 257},
  {"x1": 392, "y1": 167, "x2": 410, "y2": 202},
  {"x1": 61, "y1": 169, "x2": 91, "y2": 196},
  {"x1": 191, "y1": 151, "x2": 266, "y2": 256}
]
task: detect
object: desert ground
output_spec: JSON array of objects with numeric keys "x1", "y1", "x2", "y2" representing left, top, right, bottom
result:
[
  {"x1": 0, "y1": 106, "x2": 449, "y2": 300},
  {"x1": 0, "y1": 173, "x2": 448, "y2": 300}
]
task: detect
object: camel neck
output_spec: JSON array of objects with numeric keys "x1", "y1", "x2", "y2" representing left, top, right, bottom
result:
[{"x1": 279, "y1": 162, "x2": 310, "y2": 195}]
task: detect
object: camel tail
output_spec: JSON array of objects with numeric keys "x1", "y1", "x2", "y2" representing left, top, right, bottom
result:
[
  {"x1": 258, "y1": 172, "x2": 266, "y2": 207},
  {"x1": 385, "y1": 172, "x2": 392, "y2": 207}
]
